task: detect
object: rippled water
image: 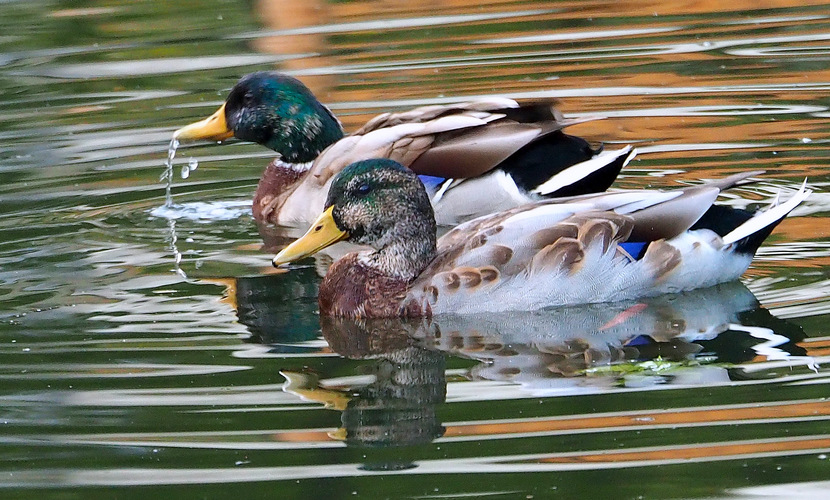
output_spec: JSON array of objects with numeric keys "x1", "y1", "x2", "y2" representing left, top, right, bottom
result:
[{"x1": 2, "y1": 1, "x2": 830, "y2": 498}]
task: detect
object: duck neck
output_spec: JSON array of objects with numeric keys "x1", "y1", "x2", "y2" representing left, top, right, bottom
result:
[
  {"x1": 267, "y1": 102, "x2": 344, "y2": 164},
  {"x1": 360, "y1": 219, "x2": 437, "y2": 282}
]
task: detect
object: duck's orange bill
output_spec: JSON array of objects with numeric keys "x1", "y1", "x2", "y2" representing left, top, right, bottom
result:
[
  {"x1": 173, "y1": 103, "x2": 234, "y2": 141},
  {"x1": 273, "y1": 206, "x2": 348, "y2": 266}
]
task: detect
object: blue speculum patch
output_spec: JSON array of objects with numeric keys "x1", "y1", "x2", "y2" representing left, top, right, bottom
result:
[
  {"x1": 418, "y1": 175, "x2": 447, "y2": 195},
  {"x1": 619, "y1": 241, "x2": 648, "y2": 260}
]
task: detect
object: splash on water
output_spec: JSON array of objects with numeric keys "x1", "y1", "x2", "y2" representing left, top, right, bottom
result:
[{"x1": 150, "y1": 200, "x2": 252, "y2": 221}]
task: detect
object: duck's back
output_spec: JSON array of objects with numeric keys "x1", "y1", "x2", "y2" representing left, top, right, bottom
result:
[{"x1": 274, "y1": 99, "x2": 627, "y2": 226}]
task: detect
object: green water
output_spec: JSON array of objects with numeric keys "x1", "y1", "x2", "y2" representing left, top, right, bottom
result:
[{"x1": 1, "y1": 1, "x2": 829, "y2": 498}]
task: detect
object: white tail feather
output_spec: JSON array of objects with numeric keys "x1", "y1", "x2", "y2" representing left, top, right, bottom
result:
[
  {"x1": 722, "y1": 180, "x2": 811, "y2": 245},
  {"x1": 771, "y1": 191, "x2": 780, "y2": 208},
  {"x1": 532, "y1": 145, "x2": 636, "y2": 196},
  {"x1": 431, "y1": 178, "x2": 455, "y2": 204}
]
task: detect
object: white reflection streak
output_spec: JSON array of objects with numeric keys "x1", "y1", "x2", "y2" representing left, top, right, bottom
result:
[
  {"x1": 0, "y1": 363, "x2": 247, "y2": 380},
  {"x1": 751, "y1": 275, "x2": 830, "y2": 319},
  {"x1": 475, "y1": 26, "x2": 681, "y2": 44},
  {"x1": 234, "y1": 10, "x2": 553, "y2": 37},
  {"x1": 634, "y1": 143, "x2": 771, "y2": 155},
  {"x1": 3, "y1": 435, "x2": 829, "y2": 487},
  {"x1": 59, "y1": 384, "x2": 293, "y2": 407},
  {"x1": 724, "y1": 15, "x2": 829, "y2": 25},
  {"x1": 573, "y1": 104, "x2": 827, "y2": 118},
  {"x1": 27, "y1": 55, "x2": 295, "y2": 79}
]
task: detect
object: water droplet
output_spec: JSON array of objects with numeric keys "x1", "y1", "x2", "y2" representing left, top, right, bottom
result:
[
  {"x1": 181, "y1": 165, "x2": 190, "y2": 179},
  {"x1": 188, "y1": 158, "x2": 198, "y2": 171},
  {"x1": 819, "y1": 454, "x2": 827, "y2": 460},
  {"x1": 801, "y1": 137, "x2": 812, "y2": 143}
]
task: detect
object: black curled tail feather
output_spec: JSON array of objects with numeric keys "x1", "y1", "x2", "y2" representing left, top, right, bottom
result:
[
  {"x1": 692, "y1": 183, "x2": 811, "y2": 256},
  {"x1": 502, "y1": 132, "x2": 633, "y2": 197},
  {"x1": 690, "y1": 204, "x2": 785, "y2": 256}
]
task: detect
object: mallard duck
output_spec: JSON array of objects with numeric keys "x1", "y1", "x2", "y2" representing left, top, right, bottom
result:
[
  {"x1": 174, "y1": 71, "x2": 635, "y2": 226},
  {"x1": 272, "y1": 158, "x2": 810, "y2": 318}
]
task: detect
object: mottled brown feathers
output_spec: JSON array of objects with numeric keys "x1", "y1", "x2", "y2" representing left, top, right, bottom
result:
[
  {"x1": 399, "y1": 210, "x2": 640, "y2": 314},
  {"x1": 642, "y1": 240, "x2": 682, "y2": 281},
  {"x1": 530, "y1": 224, "x2": 579, "y2": 249},
  {"x1": 319, "y1": 253, "x2": 424, "y2": 318},
  {"x1": 530, "y1": 237, "x2": 584, "y2": 273}
]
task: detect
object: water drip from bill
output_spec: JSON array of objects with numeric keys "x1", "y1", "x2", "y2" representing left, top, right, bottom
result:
[
  {"x1": 152, "y1": 138, "x2": 252, "y2": 277},
  {"x1": 160, "y1": 137, "x2": 180, "y2": 208}
]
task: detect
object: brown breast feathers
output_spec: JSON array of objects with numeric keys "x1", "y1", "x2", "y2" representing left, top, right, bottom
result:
[
  {"x1": 318, "y1": 253, "x2": 427, "y2": 318},
  {"x1": 252, "y1": 160, "x2": 305, "y2": 222}
]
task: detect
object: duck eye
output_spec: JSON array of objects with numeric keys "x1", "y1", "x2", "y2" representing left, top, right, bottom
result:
[{"x1": 356, "y1": 183, "x2": 372, "y2": 196}]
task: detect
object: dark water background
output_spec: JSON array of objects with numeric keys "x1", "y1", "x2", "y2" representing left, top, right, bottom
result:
[{"x1": 1, "y1": 1, "x2": 830, "y2": 498}]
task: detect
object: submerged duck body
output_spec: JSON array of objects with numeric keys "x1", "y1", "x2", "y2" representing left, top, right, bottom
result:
[
  {"x1": 272, "y1": 159, "x2": 810, "y2": 319},
  {"x1": 174, "y1": 71, "x2": 635, "y2": 226}
]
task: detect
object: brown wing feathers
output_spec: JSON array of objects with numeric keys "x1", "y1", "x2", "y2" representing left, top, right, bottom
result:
[{"x1": 407, "y1": 213, "x2": 635, "y2": 311}]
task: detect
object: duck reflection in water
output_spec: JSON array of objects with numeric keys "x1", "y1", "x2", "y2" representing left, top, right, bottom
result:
[
  {"x1": 410, "y1": 282, "x2": 808, "y2": 394},
  {"x1": 283, "y1": 317, "x2": 445, "y2": 472},
  {"x1": 229, "y1": 274, "x2": 809, "y2": 459}
]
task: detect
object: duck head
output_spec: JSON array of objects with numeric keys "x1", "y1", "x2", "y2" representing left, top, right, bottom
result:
[
  {"x1": 273, "y1": 159, "x2": 437, "y2": 279},
  {"x1": 174, "y1": 72, "x2": 344, "y2": 163}
]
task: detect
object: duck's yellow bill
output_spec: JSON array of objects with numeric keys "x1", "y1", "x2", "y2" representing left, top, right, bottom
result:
[
  {"x1": 272, "y1": 206, "x2": 348, "y2": 266},
  {"x1": 173, "y1": 103, "x2": 234, "y2": 141}
]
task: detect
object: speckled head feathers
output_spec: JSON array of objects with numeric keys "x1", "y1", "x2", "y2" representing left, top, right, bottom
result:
[{"x1": 326, "y1": 159, "x2": 437, "y2": 252}]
